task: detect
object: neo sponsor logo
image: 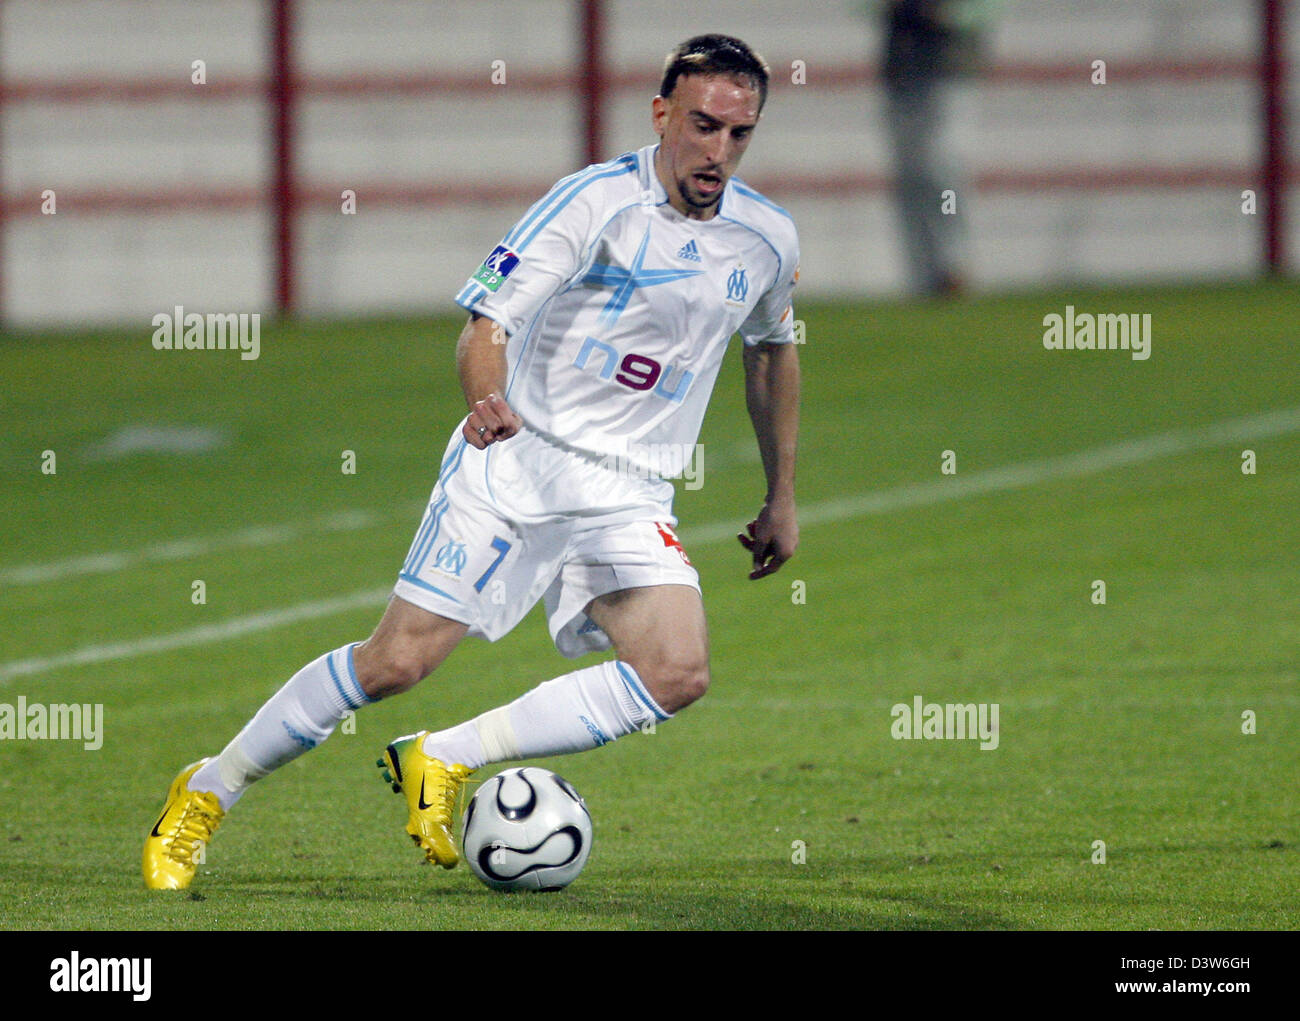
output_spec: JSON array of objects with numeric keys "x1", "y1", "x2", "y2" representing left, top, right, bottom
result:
[{"x1": 572, "y1": 336, "x2": 694, "y2": 402}]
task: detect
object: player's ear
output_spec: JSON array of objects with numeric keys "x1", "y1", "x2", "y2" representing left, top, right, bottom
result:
[{"x1": 651, "y1": 94, "x2": 668, "y2": 136}]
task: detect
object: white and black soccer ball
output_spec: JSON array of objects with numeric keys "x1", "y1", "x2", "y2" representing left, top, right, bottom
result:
[{"x1": 462, "y1": 767, "x2": 593, "y2": 891}]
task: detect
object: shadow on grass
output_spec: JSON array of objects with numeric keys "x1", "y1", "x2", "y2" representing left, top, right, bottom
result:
[{"x1": 138, "y1": 855, "x2": 1019, "y2": 930}]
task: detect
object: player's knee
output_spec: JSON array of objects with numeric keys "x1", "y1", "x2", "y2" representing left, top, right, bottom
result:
[
  {"x1": 638, "y1": 656, "x2": 710, "y2": 715},
  {"x1": 354, "y1": 644, "x2": 430, "y2": 699},
  {"x1": 675, "y1": 662, "x2": 710, "y2": 711}
]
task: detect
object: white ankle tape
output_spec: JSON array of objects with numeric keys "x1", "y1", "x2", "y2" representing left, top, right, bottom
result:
[
  {"x1": 218, "y1": 738, "x2": 273, "y2": 792},
  {"x1": 475, "y1": 705, "x2": 520, "y2": 763}
]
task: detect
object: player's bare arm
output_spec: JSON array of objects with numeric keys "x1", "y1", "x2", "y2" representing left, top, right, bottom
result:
[
  {"x1": 456, "y1": 312, "x2": 522, "y2": 449},
  {"x1": 739, "y1": 339, "x2": 800, "y2": 579}
]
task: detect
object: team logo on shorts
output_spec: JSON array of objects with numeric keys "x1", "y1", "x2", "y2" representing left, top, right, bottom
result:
[
  {"x1": 472, "y1": 245, "x2": 520, "y2": 293},
  {"x1": 655, "y1": 522, "x2": 692, "y2": 566},
  {"x1": 433, "y1": 540, "x2": 469, "y2": 577}
]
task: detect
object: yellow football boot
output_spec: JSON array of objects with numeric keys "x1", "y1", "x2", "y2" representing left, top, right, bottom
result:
[
  {"x1": 378, "y1": 732, "x2": 473, "y2": 869},
  {"x1": 143, "y1": 758, "x2": 225, "y2": 890}
]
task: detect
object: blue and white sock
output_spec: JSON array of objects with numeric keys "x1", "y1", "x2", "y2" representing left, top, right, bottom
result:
[
  {"x1": 191, "y1": 643, "x2": 373, "y2": 810},
  {"x1": 421, "y1": 660, "x2": 671, "y2": 769}
]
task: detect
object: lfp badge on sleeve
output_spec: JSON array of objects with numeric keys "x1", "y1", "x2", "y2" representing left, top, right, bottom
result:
[{"x1": 472, "y1": 245, "x2": 521, "y2": 292}]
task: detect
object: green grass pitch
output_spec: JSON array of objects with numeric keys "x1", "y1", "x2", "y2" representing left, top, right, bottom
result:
[{"x1": 1, "y1": 279, "x2": 1296, "y2": 930}]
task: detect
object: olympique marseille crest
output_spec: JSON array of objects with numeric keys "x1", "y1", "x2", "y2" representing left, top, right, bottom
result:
[
  {"x1": 432, "y1": 540, "x2": 468, "y2": 578},
  {"x1": 725, "y1": 263, "x2": 749, "y2": 305}
]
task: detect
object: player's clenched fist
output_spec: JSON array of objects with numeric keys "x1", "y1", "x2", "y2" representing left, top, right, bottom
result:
[
  {"x1": 464, "y1": 392, "x2": 523, "y2": 449},
  {"x1": 737, "y1": 498, "x2": 798, "y2": 580}
]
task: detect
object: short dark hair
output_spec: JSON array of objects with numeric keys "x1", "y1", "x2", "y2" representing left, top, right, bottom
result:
[{"x1": 659, "y1": 34, "x2": 770, "y2": 111}]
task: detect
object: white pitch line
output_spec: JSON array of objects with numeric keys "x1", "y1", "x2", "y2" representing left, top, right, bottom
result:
[
  {"x1": 680, "y1": 404, "x2": 1300, "y2": 545},
  {"x1": 2, "y1": 406, "x2": 1297, "y2": 685},
  {"x1": 2, "y1": 450, "x2": 763, "y2": 588},
  {"x1": 0, "y1": 507, "x2": 394, "y2": 586},
  {"x1": 0, "y1": 588, "x2": 392, "y2": 685}
]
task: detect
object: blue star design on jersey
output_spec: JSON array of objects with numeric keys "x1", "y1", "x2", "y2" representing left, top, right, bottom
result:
[{"x1": 580, "y1": 223, "x2": 704, "y2": 326}]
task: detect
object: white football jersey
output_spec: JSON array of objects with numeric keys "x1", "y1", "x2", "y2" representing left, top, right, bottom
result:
[{"x1": 455, "y1": 142, "x2": 799, "y2": 478}]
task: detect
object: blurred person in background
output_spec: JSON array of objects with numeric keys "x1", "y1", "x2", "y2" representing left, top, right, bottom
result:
[{"x1": 868, "y1": 0, "x2": 1000, "y2": 297}]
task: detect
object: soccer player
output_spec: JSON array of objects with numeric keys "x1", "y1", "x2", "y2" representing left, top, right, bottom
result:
[{"x1": 144, "y1": 33, "x2": 801, "y2": 889}]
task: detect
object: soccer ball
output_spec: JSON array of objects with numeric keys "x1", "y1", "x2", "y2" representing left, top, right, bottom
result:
[{"x1": 462, "y1": 767, "x2": 593, "y2": 891}]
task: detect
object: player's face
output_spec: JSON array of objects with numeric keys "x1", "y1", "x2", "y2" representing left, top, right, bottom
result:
[{"x1": 652, "y1": 74, "x2": 761, "y2": 221}]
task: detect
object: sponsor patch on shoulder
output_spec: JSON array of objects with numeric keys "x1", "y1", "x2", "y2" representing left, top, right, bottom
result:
[{"x1": 472, "y1": 245, "x2": 520, "y2": 292}]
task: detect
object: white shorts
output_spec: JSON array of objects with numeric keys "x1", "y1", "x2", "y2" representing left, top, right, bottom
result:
[{"x1": 393, "y1": 424, "x2": 701, "y2": 658}]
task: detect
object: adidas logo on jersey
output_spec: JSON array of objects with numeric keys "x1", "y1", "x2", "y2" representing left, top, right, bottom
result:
[{"x1": 676, "y1": 239, "x2": 702, "y2": 262}]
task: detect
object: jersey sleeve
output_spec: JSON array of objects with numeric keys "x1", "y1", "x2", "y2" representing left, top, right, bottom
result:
[
  {"x1": 454, "y1": 176, "x2": 600, "y2": 337},
  {"x1": 737, "y1": 235, "x2": 800, "y2": 347}
]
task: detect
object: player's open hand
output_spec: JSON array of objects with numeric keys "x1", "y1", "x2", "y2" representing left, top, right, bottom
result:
[
  {"x1": 737, "y1": 497, "x2": 798, "y2": 580},
  {"x1": 464, "y1": 392, "x2": 523, "y2": 449}
]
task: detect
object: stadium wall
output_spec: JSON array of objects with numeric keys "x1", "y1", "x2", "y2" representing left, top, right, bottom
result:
[{"x1": 0, "y1": 0, "x2": 1292, "y2": 328}]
